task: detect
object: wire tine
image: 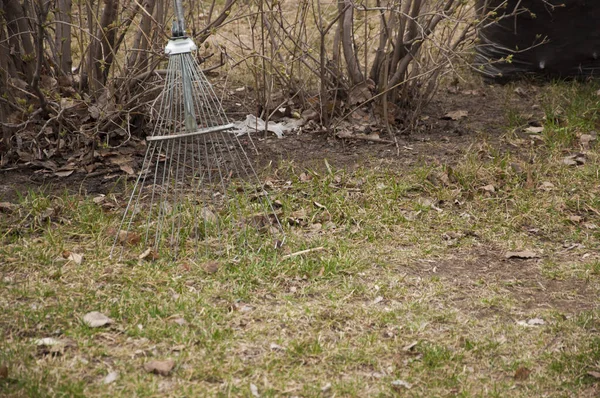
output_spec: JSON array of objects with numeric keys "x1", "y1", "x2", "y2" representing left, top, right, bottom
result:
[{"x1": 116, "y1": 36, "x2": 285, "y2": 262}]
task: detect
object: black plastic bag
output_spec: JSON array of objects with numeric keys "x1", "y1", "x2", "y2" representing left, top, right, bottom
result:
[{"x1": 475, "y1": 0, "x2": 600, "y2": 80}]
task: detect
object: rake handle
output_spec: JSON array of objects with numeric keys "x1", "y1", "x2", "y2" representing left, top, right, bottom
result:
[{"x1": 172, "y1": 0, "x2": 186, "y2": 37}]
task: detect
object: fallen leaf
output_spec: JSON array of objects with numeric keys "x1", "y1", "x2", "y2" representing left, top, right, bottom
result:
[
  {"x1": 200, "y1": 207, "x2": 217, "y2": 223},
  {"x1": 480, "y1": 184, "x2": 495, "y2": 193},
  {"x1": 514, "y1": 87, "x2": 527, "y2": 96},
  {"x1": 442, "y1": 110, "x2": 468, "y2": 120},
  {"x1": 313, "y1": 201, "x2": 327, "y2": 210},
  {"x1": 587, "y1": 371, "x2": 600, "y2": 379},
  {"x1": 67, "y1": 252, "x2": 83, "y2": 265},
  {"x1": 34, "y1": 337, "x2": 70, "y2": 355},
  {"x1": 517, "y1": 318, "x2": 546, "y2": 327},
  {"x1": 391, "y1": 379, "x2": 412, "y2": 389},
  {"x1": 103, "y1": 371, "x2": 118, "y2": 384},
  {"x1": 55, "y1": 170, "x2": 74, "y2": 177},
  {"x1": 201, "y1": 261, "x2": 220, "y2": 274},
  {"x1": 524, "y1": 126, "x2": 544, "y2": 134},
  {"x1": 527, "y1": 318, "x2": 545, "y2": 326},
  {"x1": 514, "y1": 367, "x2": 531, "y2": 381},
  {"x1": 119, "y1": 164, "x2": 135, "y2": 175},
  {"x1": 505, "y1": 251, "x2": 539, "y2": 259},
  {"x1": 170, "y1": 317, "x2": 187, "y2": 326},
  {"x1": 0, "y1": 364, "x2": 7, "y2": 379},
  {"x1": 0, "y1": 202, "x2": 16, "y2": 213},
  {"x1": 144, "y1": 359, "x2": 175, "y2": 376},
  {"x1": 83, "y1": 311, "x2": 114, "y2": 328},
  {"x1": 92, "y1": 195, "x2": 105, "y2": 204},
  {"x1": 270, "y1": 342, "x2": 285, "y2": 351},
  {"x1": 250, "y1": 383, "x2": 260, "y2": 397},
  {"x1": 299, "y1": 172, "x2": 312, "y2": 182},
  {"x1": 568, "y1": 215, "x2": 583, "y2": 223},
  {"x1": 117, "y1": 230, "x2": 141, "y2": 246},
  {"x1": 138, "y1": 248, "x2": 152, "y2": 260},
  {"x1": 580, "y1": 133, "x2": 597, "y2": 147},
  {"x1": 321, "y1": 383, "x2": 332, "y2": 392},
  {"x1": 538, "y1": 181, "x2": 555, "y2": 191},
  {"x1": 562, "y1": 154, "x2": 586, "y2": 166},
  {"x1": 373, "y1": 296, "x2": 384, "y2": 305}
]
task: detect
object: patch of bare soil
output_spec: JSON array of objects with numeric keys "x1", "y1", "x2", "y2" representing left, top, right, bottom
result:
[
  {"x1": 419, "y1": 245, "x2": 598, "y2": 316},
  {"x1": 0, "y1": 82, "x2": 526, "y2": 200}
]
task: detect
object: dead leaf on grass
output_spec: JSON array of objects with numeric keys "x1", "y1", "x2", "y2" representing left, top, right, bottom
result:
[
  {"x1": 568, "y1": 215, "x2": 583, "y2": 223},
  {"x1": 63, "y1": 251, "x2": 83, "y2": 265},
  {"x1": 200, "y1": 207, "x2": 218, "y2": 223},
  {"x1": 587, "y1": 371, "x2": 600, "y2": 379},
  {"x1": 92, "y1": 195, "x2": 105, "y2": 204},
  {"x1": 144, "y1": 359, "x2": 175, "y2": 376},
  {"x1": 138, "y1": 248, "x2": 159, "y2": 261},
  {"x1": 299, "y1": 172, "x2": 312, "y2": 182},
  {"x1": 505, "y1": 251, "x2": 539, "y2": 259},
  {"x1": 0, "y1": 364, "x2": 7, "y2": 379},
  {"x1": 391, "y1": 379, "x2": 412, "y2": 390},
  {"x1": 372, "y1": 296, "x2": 384, "y2": 305},
  {"x1": 538, "y1": 181, "x2": 555, "y2": 191},
  {"x1": 524, "y1": 126, "x2": 544, "y2": 134},
  {"x1": 269, "y1": 342, "x2": 285, "y2": 351},
  {"x1": 480, "y1": 184, "x2": 495, "y2": 193},
  {"x1": 201, "y1": 261, "x2": 220, "y2": 274},
  {"x1": 313, "y1": 201, "x2": 327, "y2": 210},
  {"x1": 562, "y1": 154, "x2": 586, "y2": 166},
  {"x1": 102, "y1": 371, "x2": 118, "y2": 384},
  {"x1": 83, "y1": 311, "x2": 114, "y2": 328},
  {"x1": 117, "y1": 230, "x2": 141, "y2": 246},
  {"x1": 250, "y1": 383, "x2": 260, "y2": 397},
  {"x1": 514, "y1": 367, "x2": 531, "y2": 381},
  {"x1": 321, "y1": 383, "x2": 332, "y2": 392},
  {"x1": 0, "y1": 202, "x2": 16, "y2": 213},
  {"x1": 580, "y1": 133, "x2": 597, "y2": 147},
  {"x1": 442, "y1": 110, "x2": 468, "y2": 120},
  {"x1": 34, "y1": 337, "x2": 72, "y2": 356},
  {"x1": 517, "y1": 318, "x2": 546, "y2": 327}
]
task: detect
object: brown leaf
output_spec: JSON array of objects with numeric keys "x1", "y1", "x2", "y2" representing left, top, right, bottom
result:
[
  {"x1": 514, "y1": 367, "x2": 531, "y2": 381},
  {"x1": 0, "y1": 364, "x2": 8, "y2": 379},
  {"x1": 587, "y1": 371, "x2": 600, "y2": 379},
  {"x1": 505, "y1": 251, "x2": 539, "y2": 259},
  {"x1": 480, "y1": 184, "x2": 495, "y2": 193},
  {"x1": 83, "y1": 312, "x2": 114, "y2": 328},
  {"x1": 67, "y1": 252, "x2": 83, "y2": 265},
  {"x1": 442, "y1": 110, "x2": 468, "y2": 120},
  {"x1": 299, "y1": 172, "x2": 312, "y2": 182},
  {"x1": 138, "y1": 248, "x2": 159, "y2": 261},
  {"x1": 144, "y1": 359, "x2": 175, "y2": 376},
  {"x1": 524, "y1": 126, "x2": 544, "y2": 134},
  {"x1": 202, "y1": 261, "x2": 220, "y2": 274},
  {"x1": 55, "y1": 170, "x2": 74, "y2": 178},
  {"x1": 119, "y1": 164, "x2": 135, "y2": 175},
  {"x1": 313, "y1": 201, "x2": 327, "y2": 210},
  {"x1": 568, "y1": 215, "x2": 583, "y2": 223},
  {"x1": 0, "y1": 202, "x2": 16, "y2": 213},
  {"x1": 538, "y1": 181, "x2": 555, "y2": 191},
  {"x1": 580, "y1": 133, "x2": 597, "y2": 147},
  {"x1": 117, "y1": 230, "x2": 141, "y2": 246}
]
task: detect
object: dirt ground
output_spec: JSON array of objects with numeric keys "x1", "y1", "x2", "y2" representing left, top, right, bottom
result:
[{"x1": 0, "y1": 81, "x2": 520, "y2": 201}]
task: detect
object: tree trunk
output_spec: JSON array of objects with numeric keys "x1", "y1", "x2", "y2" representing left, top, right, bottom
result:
[
  {"x1": 126, "y1": 0, "x2": 156, "y2": 74},
  {"x1": 89, "y1": 0, "x2": 119, "y2": 96},
  {"x1": 3, "y1": 0, "x2": 36, "y2": 81},
  {"x1": 55, "y1": 0, "x2": 72, "y2": 75}
]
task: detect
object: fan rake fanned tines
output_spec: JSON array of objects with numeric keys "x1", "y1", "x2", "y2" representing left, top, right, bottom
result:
[{"x1": 111, "y1": 31, "x2": 284, "y2": 261}]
